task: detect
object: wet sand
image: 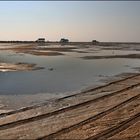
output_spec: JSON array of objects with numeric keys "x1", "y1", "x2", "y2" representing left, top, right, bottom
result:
[
  {"x1": 0, "y1": 43, "x2": 90, "y2": 56},
  {"x1": 0, "y1": 62, "x2": 43, "y2": 72},
  {"x1": 1, "y1": 43, "x2": 140, "y2": 58},
  {"x1": 0, "y1": 44, "x2": 78, "y2": 56},
  {"x1": 81, "y1": 54, "x2": 140, "y2": 59}
]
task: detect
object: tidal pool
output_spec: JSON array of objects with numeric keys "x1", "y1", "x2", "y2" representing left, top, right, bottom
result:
[{"x1": 0, "y1": 44, "x2": 140, "y2": 110}]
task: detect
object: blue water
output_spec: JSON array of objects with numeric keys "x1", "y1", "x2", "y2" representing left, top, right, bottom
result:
[{"x1": 0, "y1": 45, "x2": 140, "y2": 96}]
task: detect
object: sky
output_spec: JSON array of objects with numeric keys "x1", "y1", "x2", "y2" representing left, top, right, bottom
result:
[{"x1": 0, "y1": 1, "x2": 140, "y2": 42}]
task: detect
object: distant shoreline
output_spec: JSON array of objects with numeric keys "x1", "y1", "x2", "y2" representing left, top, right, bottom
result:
[{"x1": 0, "y1": 41, "x2": 140, "y2": 45}]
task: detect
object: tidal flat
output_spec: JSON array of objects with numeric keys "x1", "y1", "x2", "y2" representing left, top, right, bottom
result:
[{"x1": 0, "y1": 42, "x2": 140, "y2": 112}]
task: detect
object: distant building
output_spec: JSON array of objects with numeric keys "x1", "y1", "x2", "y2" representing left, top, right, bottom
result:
[
  {"x1": 36, "y1": 38, "x2": 45, "y2": 43},
  {"x1": 92, "y1": 40, "x2": 99, "y2": 45},
  {"x1": 60, "y1": 38, "x2": 69, "y2": 44}
]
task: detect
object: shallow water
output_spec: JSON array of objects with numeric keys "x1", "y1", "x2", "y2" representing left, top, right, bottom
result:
[{"x1": 0, "y1": 44, "x2": 140, "y2": 110}]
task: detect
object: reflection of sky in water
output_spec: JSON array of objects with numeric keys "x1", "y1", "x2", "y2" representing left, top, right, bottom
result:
[
  {"x1": 62, "y1": 47, "x2": 140, "y2": 57},
  {"x1": 0, "y1": 45, "x2": 140, "y2": 96}
]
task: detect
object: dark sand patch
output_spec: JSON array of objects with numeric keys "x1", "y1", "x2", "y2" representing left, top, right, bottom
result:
[
  {"x1": 20, "y1": 50, "x2": 64, "y2": 56},
  {"x1": 36, "y1": 47, "x2": 77, "y2": 52},
  {"x1": 81, "y1": 54, "x2": 140, "y2": 60},
  {"x1": 73, "y1": 50, "x2": 89, "y2": 53},
  {"x1": 103, "y1": 47, "x2": 140, "y2": 51}
]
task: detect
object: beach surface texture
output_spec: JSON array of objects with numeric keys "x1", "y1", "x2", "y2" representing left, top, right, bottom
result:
[{"x1": 0, "y1": 73, "x2": 139, "y2": 139}]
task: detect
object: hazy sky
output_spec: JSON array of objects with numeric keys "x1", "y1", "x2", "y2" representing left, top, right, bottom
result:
[{"x1": 0, "y1": 1, "x2": 140, "y2": 42}]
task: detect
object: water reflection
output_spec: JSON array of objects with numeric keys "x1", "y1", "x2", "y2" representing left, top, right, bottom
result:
[
  {"x1": 0, "y1": 49, "x2": 140, "y2": 95},
  {"x1": 0, "y1": 44, "x2": 140, "y2": 110}
]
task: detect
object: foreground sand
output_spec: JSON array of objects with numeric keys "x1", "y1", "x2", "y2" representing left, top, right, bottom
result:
[{"x1": 0, "y1": 73, "x2": 139, "y2": 139}]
